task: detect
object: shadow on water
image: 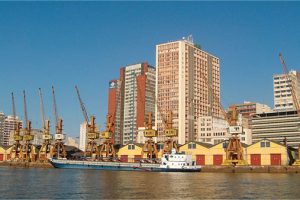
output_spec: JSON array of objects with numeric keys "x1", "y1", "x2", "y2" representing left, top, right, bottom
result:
[{"x1": 1, "y1": 167, "x2": 300, "y2": 199}]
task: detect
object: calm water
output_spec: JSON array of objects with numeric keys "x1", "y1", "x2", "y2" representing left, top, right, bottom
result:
[{"x1": 1, "y1": 167, "x2": 300, "y2": 199}]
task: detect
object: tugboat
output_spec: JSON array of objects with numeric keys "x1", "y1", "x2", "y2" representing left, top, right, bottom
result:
[{"x1": 49, "y1": 149, "x2": 201, "y2": 172}]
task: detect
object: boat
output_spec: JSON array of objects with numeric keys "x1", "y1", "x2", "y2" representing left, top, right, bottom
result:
[{"x1": 49, "y1": 149, "x2": 201, "y2": 172}]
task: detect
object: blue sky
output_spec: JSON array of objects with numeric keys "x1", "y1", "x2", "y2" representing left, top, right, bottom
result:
[{"x1": 0, "y1": 2, "x2": 299, "y2": 138}]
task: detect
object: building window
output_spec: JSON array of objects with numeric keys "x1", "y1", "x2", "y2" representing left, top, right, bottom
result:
[
  {"x1": 128, "y1": 144, "x2": 135, "y2": 150},
  {"x1": 260, "y1": 141, "x2": 270, "y2": 148},
  {"x1": 188, "y1": 143, "x2": 196, "y2": 149}
]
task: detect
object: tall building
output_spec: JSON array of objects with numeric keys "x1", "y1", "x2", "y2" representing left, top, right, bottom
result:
[
  {"x1": 0, "y1": 112, "x2": 5, "y2": 145},
  {"x1": 251, "y1": 110, "x2": 300, "y2": 148},
  {"x1": 79, "y1": 122, "x2": 87, "y2": 151},
  {"x1": 3, "y1": 115, "x2": 21, "y2": 146},
  {"x1": 108, "y1": 63, "x2": 156, "y2": 145},
  {"x1": 274, "y1": 70, "x2": 300, "y2": 111},
  {"x1": 155, "y1": 36, "x2": 220, "y2": 144}
]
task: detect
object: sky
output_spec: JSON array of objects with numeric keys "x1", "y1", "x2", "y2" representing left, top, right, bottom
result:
[{"x1": 0, "y1": 2, "x2": 300, "y2": 138}]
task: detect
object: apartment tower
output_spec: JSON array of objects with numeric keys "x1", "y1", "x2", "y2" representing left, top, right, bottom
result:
[
  {"x1": 274, "y1": 70, "x2": 300, "y2": 111},
  {"x1": 155, "y1": 36, "x2": 220, "y2": 145},
  {"x1": 107, "y1": 63, "x2": 156, "y2": 145}
]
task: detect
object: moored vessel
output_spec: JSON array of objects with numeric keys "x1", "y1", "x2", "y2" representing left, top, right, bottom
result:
[{"x1": 49, "y1": 149, "x2": 201, "y2": 172}]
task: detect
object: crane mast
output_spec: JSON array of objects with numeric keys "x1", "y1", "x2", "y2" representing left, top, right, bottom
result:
[
  {"x1": 279, "y1": 53, "x2": 300, "y2": 166},
  {"x1": 197, "y1": 68, "x2": 246, "y2": 165},
  {"x1": 38, "y1": 88, "x2": 53, "y2": 161},
  {"x1": 9, "y1": 92, "x2": 23, "y2": 161},
  {"x1": 51, "y1": 86, "x2": 66, "y2": 159},
  {"x1": 100, "y1": 114, "x2": 116, "y2": 161},
  {"x1": 279, "y1": 53, "x2": 300, "y2": 117},
  {"x1": 20, "y1": 90, "x2": 35, "y2": 162},
  {"x1": 75, "y1": 86, "x2": 99, "y2": 159}
]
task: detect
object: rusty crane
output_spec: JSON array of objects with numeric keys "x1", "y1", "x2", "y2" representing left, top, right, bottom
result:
[
  {"x1": 38, "y1": 88, "x2": 53, "y2": 161},
  {"x1": 75, "y1": 86, "x2": 100, "y2": 159},
  {"x1": 50, "y1": 86, "x2": 66, "y2": 159},
  {"x1": 9, "y1": 92, "x2": 23, "y2": 161},
  {"x1": 20, "y1": 90, "x2": 35, "y2": 162}
]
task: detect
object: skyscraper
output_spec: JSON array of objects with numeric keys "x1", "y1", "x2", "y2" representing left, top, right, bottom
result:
[
  {"x1": 108, "y1": 63, "x2": 156, "y2": 145},
  {"x1": 273, "y1": 70, "x2": 300, "y2": 111},
  {"x1": 155, "y1": 36, "x2": 220, "y2": 145}
]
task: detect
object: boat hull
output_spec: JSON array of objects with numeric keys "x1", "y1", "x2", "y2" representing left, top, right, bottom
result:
[{"x1": 49, "y1": 159, "x2": 201, "y2": 172}]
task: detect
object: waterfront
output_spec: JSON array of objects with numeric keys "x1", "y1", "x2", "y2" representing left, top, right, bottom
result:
[{"x1": 1, "y1": 167, "x2": 300, "y2": 199}]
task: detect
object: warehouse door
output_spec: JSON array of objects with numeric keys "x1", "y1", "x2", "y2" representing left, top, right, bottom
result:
[
  {"x1": 120, "y1": 155, "x2": 128, "y2": 162},
  {"x1": 0, "y1": 154, "x2": 3, "y2": 161},
  {"x1": 250, "y1": 154, "x2": 261, "y2": 166},
  {"x1": 196, "y1": 155, "x2": 205, "y2": 165},
  {"x1": 270, "y1": 154, "x2": 281, "y2": 165},
  {"x1": 134, "y1": 155, "x2": 142, "y2": 163},
  {"x1": 213, "y1": 155, "x2": 223, "y2": 165}
]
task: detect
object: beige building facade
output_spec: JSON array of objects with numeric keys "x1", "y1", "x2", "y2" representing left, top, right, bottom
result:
[{"x1": 155, "y1": 37, "x2": 220, "y2": 145}]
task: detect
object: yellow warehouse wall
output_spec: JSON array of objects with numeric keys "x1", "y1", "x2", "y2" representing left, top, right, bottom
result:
[
  {"x1": 179, "y1": 143, "x2": 210, "y2": 164},
  {"x1": 246, "y1": 141, "x2": 288, "y2": 165}
]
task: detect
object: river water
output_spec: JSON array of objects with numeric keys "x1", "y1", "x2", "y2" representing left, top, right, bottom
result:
[{"x1": 1, "y1": 167, "x2": 300, "y2": 199}]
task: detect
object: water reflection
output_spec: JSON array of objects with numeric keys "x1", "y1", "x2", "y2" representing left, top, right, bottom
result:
[{"x1": 0, "y1": 167, "x2": 300, "y2": 199}]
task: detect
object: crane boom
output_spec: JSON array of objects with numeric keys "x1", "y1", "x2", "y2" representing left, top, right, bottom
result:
[
  {"x1": 23, "y1": 90, "x2": 28, "y2": 128},
  {"x1": 52, "y1": 86, "x2": 59, "y2": 128},
  {"x1": 39, "y1": 88, "x2": 46, "y2": 129},
  {"x1": 75, "y1": 85, "x2": 89, "y2": 124},
  {"x1": 279, "y1": 53, "x2": 300, "y2": 117},
  {"x1": 11, "y1": 92, "x2": 16, "y2": 129}
]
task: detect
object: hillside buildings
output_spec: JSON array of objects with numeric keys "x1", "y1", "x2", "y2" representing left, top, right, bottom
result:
[
  {"x1": 273, "y1": 70, "x2": 300, "y2": 111},
  {"x1": 155, "y1": 37, "x2": 220, "y2": 144},
  {"x1": 107, "y1": 63, "x2": 156, "y2": 145}
]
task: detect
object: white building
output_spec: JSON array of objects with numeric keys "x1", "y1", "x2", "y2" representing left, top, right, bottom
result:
[
  {"x1": 65, "y1": 136, "x2": 79, "y2": 148},
  {"x1": 197, "y1": 116, "x2": 229, "y2": 145},
  {"x1": 79, "y1": 122, "x2": 87, "y2": 151},
  {"x1": 274, "y1": 70, "x2": 300, "y2": 110},
  {"x1": 4, "y1": 115, "x2": 22, "y2": 146},
  {"x1": 156, "y1": 36, "x2": 221, "y2": 145}
]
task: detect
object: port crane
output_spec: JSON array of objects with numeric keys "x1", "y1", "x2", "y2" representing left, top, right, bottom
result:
[
  {"x1": 141, "y1": 112, "x2": 158, "y2": 160},
  {"x1": 20, "y1": 90, "x2": 35, "y2": 162},
  {"x1": 99, "y1": 114, "x2": 116, "y2": 160},
  {"x1": 50, "y1": 86, "x2": 66, "y2": 159},
  {"x1": 279, "y1": 53, "x2": 300, "y2": 166},
  {"x1": 9, "y1": 92, "x2": 23, "y2": 161},
  {"x1": 38, "y1": 88, "x2": 53, "y2": 161},
  {"x1": 197, "y1": 68, "x2": 246, "y2": 165},
  {"x1": 75, "y1": 86, "x2": 99, "y2": 159}
]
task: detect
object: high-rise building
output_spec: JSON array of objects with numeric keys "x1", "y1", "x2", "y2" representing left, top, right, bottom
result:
[
  {"x1": 155, "y1": 36, "x2": 220, "y2": 144},
  {"x1": 0, "y1": 112, "x2": 6, "y2": 145},
  {"x1": 274, "y1": 70, "x2": 300, "y2": 111},
  {"x1": 108, "y1": 63, "x2": 156, "y2": 145},
  {"x1": 79, "y1": 122, "x2": 87, "y2": 151},
  {"x1": 4, "y1": 115, "x2": 22, "y2": 146}
]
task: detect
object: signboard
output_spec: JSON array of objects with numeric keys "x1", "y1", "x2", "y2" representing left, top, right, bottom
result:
[
  {"x1": 229, "y1": 126, "x2": 243, "y2": 134},
  {"x1": 109, "y1": 80, "x2": 118, "y2": 89}
]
